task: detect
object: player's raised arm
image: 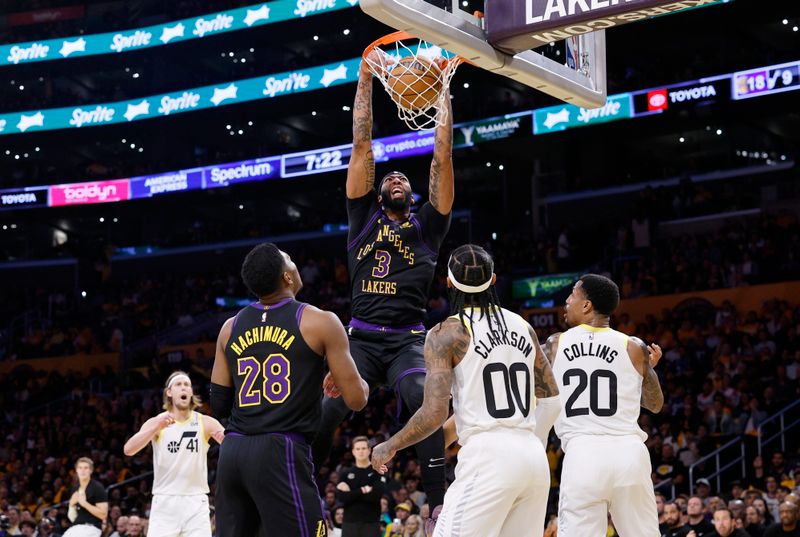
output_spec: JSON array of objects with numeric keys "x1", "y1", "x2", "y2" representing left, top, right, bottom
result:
[
  {"x1": 123, "y1": 412, "x2": 175, "y2": 456},
  {"x1": 428, "y1": 89, "x2": 454, "y2": 215},
  {"x1": 307, "y1": 308, "x2": 368, "y2": 411},
  {"x1": 371, "y1": 318, "x2": 467, "y2": 471},
  {"x1": 210, "y1": 317, "x2": 235, "y2": 419},
  {"x1": 629, "y1": 336, "x2": 664, "y2": 413},
  {"x1": 346, "y1": 55, "x2": 377, "y2": 199},
  {"x1": 528, "y1": 324, "x2": 561, "y2": 448}
]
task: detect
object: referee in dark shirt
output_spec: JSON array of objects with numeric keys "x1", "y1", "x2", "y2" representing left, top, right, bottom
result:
[{"x1": 336, "y1": 436, "x2": 386, "y2": 537}]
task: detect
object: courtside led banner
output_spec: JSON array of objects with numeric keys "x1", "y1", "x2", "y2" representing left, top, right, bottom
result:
[
  {"x1": 0, "y1": 58, "x2": 361, "y2": 136},
  {"x1": 533, "y1": 93, "x2": 633, "y2": 134},
  {"x1": 0, "y1": 0, "x2": 358, "y2": 67},
  {"x1": 0, "y1": 59, "x2": 795, "y2": 212}
]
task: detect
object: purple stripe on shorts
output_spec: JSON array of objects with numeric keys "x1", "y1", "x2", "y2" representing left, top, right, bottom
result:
[
  {"x1": 349, "y1": 318, "x2": 425, "y2": 333},
  {"x1": 295, "y1": 302, "x2": 307, "y2": 326},
  {"x1": 285, "y1": 437, "x2": 309, "y2": 537},
  {"x1": 249, "y1": 297, "x2": 293, "y2": 311},
  {"x1": 346, "y1": 209, "x2": 381, "y2": 251},
  {"x1": 306, "y1": 446, "x2": 328, "y2": 524}
]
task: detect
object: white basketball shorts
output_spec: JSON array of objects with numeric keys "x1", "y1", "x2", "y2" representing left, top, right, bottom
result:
[{"x1": 148, "y1": 494, "x2": 212, "y2": 537}]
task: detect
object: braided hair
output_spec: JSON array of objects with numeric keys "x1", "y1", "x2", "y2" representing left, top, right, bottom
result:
[{"x1": 447, "y1": 244, "x2": 506, "y2": 339}]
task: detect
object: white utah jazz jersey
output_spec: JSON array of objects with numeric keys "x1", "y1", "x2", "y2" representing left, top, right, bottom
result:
[
  {"x1": 152, "y1": 411, "x2": 209, "y2": 495},
  {"x1": 452, "y1": 308, "x2": 538, "y2": 446},
  {"x1": 553, "y1": 325, "x2": 647, "y2": 449}
]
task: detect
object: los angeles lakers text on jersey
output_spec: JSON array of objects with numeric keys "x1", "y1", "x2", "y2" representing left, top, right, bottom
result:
[
  {"x1": 561, "y1": 341, "x2": 619, "y2": 362},
  {"x1": 474, "y1": 328, "x2": 534, "y2": 359},
  {"x1": 356, "y1": 222, "x2": 416, "y2": 265},
  {"x1": 229, "y1": 324, "x2": 296, "y2": 356}
]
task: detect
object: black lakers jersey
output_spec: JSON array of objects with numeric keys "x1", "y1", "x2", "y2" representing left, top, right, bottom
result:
[
  {"x1": 346, "y1": 193, "x2": 450, "y2": 326},
  {"x1": 224, "y1": 298, "x2": 324, "y2": 437}
]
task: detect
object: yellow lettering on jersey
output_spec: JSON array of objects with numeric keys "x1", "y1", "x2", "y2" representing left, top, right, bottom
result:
[
  {"x1": 282, "y1": 335, "x2": 295, "y2": 351},
  {"x1": 233, "y1": 326, "x2": 296, "y2": 355},
  {"x1": 360, "y1": 279, "x2": 398, "y2": 295},
  {"x1": 356, "y1": 224, "x2": 416, "y2": 264}
]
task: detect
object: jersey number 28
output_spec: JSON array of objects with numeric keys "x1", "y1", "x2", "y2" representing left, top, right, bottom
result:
[{"x1": 237, "y1": 354, "x2": 291, "y2": 406}]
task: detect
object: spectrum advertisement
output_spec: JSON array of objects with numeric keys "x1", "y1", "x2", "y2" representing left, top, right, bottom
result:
[
  {"x1": 0, "y1": 0, "x2": 358, "y2": 68},
  {"x1": 2, "y1": 59, "x2": 798, "y2": 212},
  {"x1": 0, "y1": 58, "x2": 361, "y2": 136}
]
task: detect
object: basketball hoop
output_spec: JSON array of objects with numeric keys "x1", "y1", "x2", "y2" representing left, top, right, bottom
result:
[{"x1": 362, "y1": 31, "x2": 465, "y2": 131}]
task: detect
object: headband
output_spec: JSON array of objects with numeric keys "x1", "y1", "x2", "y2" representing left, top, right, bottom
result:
[
  {"x1": 447, "y1": 265, "x2": 492, "y2": 294},
  {"x1": 166, "y1": 374, "x2": 191, "y2": 389}
]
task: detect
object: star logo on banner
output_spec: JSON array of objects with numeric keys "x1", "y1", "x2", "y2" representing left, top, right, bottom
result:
[
  {"x1": 124, "y1": 100, "x2": 150, "y2": 121},
  {"x1": 59, "y1": 38, "x2": 86, "y2": 57},
  {"x1": 243, "y1": 5, "x2": 270, "y2": 26},
  {"x1": 320, "y1": 64, "x2": 348, "y2": 87},
  {"x1": 160, "y1": 23, "x2": 185, "y2": 44},
  {"x1": 0, "y1": 119, "x2": 6, "y2": 132},
  {"x1": 543, "y1": 108, "x2": 570, "y2": 129},
  {"x1": 210, "y1": 83, "x2": 238, "y2": 106},
  {"x1": 346, "y1": 0, "x2": 359, "y2": 5},
  {"x1": 17, "y1": 112, "x2": 44, "y2": 132}
]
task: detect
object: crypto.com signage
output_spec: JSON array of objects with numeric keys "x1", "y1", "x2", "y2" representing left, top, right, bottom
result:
[{"x1": 485, "y1": 0, "x2": 728, "y2": 53}]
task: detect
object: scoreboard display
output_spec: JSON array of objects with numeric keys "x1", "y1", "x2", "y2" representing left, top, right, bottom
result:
[{"x1": 733, "y1": 61, "x2": 800, "y2": 100}]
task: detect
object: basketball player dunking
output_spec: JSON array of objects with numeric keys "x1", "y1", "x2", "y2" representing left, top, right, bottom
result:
[
  {"x1": 210, "y1": 243, "x2": 368, "y2": 537},
  {"x1": 123, "y1": 371, "x2": 224, "y2": 537},
  {"x1": 543, "y1": 274, "x2": 664, "y2": 537},
  {"x1": 312, "y1": 51, "x2": 455, "y2": 513},
  {"x1": 371, "y1": 245, "x2": 562, "y2": 537}
]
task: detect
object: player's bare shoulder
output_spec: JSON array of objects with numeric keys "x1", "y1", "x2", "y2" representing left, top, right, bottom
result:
[{"x1": 543, "y1": 332, "x2": 562, "y2": 365}]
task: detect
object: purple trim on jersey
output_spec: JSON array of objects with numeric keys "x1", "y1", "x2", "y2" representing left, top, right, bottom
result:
[
  {"x1": 285, "y1": 437, "x2": 309, "y2": 537},
  {"x1": 295, "y1": 302, "x2": 308, "y2": 326},
  {"x1": 249, "y1": 297, "x2": 293, "y2": 310},
  {"x1": 349, "y1": 318, "x2": 425, "y2": 333},
  {"x1": 410, "y1": 215, "x2": 436, "y2": 257},
  {"x1": 230, "y1": 309, "x2": 243, "y2": 332},
  {"x1": 346, "y1": 209, "x2": 381, "y2": 252},
  {"x1": 394, "y1": 367, "x2": 426, "y2": 420}
]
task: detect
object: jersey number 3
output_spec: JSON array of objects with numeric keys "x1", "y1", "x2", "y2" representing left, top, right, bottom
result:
[
  {"x1": 563, "y1": 369, "x2": 618, "y2": 417},
  {"x1": 237, "y1": 354, "x2": 291, "y2": 406}
]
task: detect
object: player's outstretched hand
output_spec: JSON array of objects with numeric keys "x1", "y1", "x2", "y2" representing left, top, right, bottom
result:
[
  {"x1": 647, "y1": 343, "x2": 662, "y2": 368},
  {"x1": 371, "y1": 441, "x2": 396, "y2": 474},
  {"x1": 336, "y1": 482, "x2": 351, "y2": 492},
  {"x1": 323, "y1": 372, "x2": 342, "y2": 398},
  {"x1": 211, "y1": 430, "x2": 225, "y2": 444}
]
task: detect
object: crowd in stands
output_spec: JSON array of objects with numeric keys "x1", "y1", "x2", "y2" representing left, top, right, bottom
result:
[{"x1": 0, "y1": 289, "x2": 797, "y2": 535}]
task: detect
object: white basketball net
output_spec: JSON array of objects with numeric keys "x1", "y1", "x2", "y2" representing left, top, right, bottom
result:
[{"x1": 363, "y1": 37, "x2": 462, "y2": 131}]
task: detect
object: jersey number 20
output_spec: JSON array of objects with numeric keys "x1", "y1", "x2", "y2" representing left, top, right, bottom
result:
[
  {"x1": 237, "y1": 354, "x2": 291, "y2": 406},
  {"x1": 563, "y1": 369, "x2": 618, "y2": 417},
  {"x1": 482, "y1": 363, "x2": 531, "y2": 418}
]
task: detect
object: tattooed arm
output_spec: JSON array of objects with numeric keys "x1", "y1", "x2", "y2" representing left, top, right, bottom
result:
[
  {"x1": 371, "y1": 319, "x2": 467, "y2": 471},
  {"x1": 346, "y1": 57, "x2": 376, "y2": 199},
  {"x1": 529, "y1": 325, "x2": 559, "y2": 399},
  {"x1": 629, "y1": 336, "x2": 664, "y2": 413},
  {"x1": 428, "y1": 90, "x2": 454, "y2": 215},
  {"x1": 529, "y1": 324, "x2": 561, "y2": 448},
  {"x1": 542, "y1": 332, "x2": 561, "y2": 366}
]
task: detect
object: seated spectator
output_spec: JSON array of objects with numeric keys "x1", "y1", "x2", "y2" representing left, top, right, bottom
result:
[
  {"x1": 763, "y1": 502, "x2": 798, "y2": 537},
  {"x1": 712, "y1": 508, "x2": 750, "y2": 537}
]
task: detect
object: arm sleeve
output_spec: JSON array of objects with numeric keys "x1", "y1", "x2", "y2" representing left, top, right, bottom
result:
[
  {"x1": 210, "y1": 383, "x2": 234, "y2": 419},
  {"x1": 417, "y1": 202, "x2": 451, "y2": 251},
  {"x1": 347, "y1": 192, "x2": 379, "y2": 244},
  {"x1": 533, "y1": 396, "x2": 561, "y2": 448}
]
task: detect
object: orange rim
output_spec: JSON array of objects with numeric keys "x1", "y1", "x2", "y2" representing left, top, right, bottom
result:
[{"x1": 362, "y1": 30, "x2": 467, "y2": 68}]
